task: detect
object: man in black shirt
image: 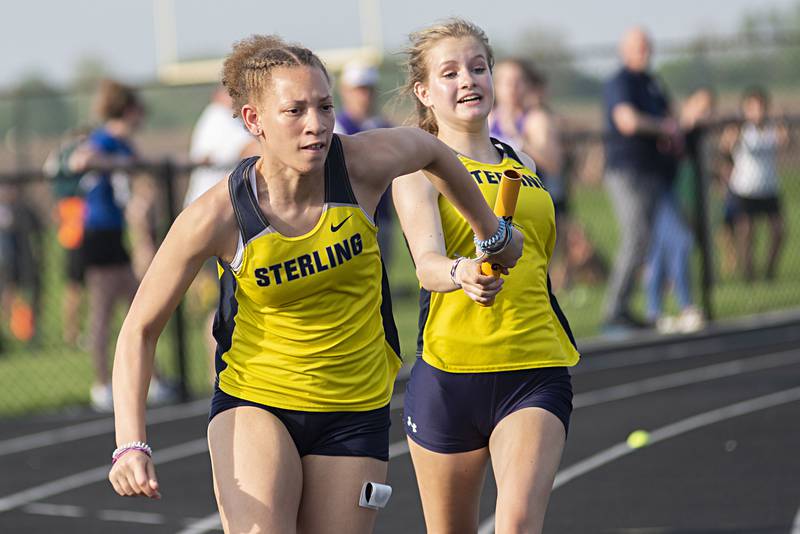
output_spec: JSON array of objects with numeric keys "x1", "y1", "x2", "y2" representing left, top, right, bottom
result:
[{"x1": 602, "y1": 27, "x2": 681, "y2": 332}]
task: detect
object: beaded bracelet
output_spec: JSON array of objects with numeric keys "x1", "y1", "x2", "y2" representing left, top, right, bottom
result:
[
  {"x1": 111, "y1": 441, "x2": 152, "y2": 464},
  {"x1": 488, "y1": 220, "x2": 514, "y2": 256},
  {"x1": 449, "y1": 256, "x2": 466, "y2": 288},
  {"x1": 473, "y1": 217, "x2": 510, "y2": 256}
]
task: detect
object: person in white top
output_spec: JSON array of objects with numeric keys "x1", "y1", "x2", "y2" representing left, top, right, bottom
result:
[
  {"x1": 183, "y1": 86, "x2": 258, "y2": 207},
  {"x1": 720, "y1": 87, "x2": 789, "y2": 281},
  {"x1": 184, "y1": 87, "x2": 258, "y2": 372}
]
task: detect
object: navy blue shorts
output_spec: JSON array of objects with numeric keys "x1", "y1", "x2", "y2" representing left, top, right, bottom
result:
[
  {"x1": 210, "y1": 387, "x2": 391, "y2": 461},
  {"x1": 729, "y1": 192, "x2": 781, "y2": 217},
  {"x1": 82, "y1": 229, "x2": 130, "y2": 267},
  {"x1": 403, "y1": 359, "x2": 573, "y2": 454}
]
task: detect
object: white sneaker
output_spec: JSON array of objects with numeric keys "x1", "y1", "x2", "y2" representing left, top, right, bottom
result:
[
  {"x1": 147, "y1": 378, "x2": 180, "y2": 406},
  {"x1": 656, "y1": 316, "x2": 678, "y2": 334},
  {"x1": 676, "y1": 307, "x2": 705, "y2": 333},
  {"x1": 90, "y1": 383, "x2": 113, "y2": 413}
]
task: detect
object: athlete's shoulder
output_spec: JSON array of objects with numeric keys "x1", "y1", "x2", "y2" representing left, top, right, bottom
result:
[
  {"x1": 492, "y1": 138, "x2": 537, "y2": 175},
  {"x1": 182, "y1": 175, "x2": 236, "y2": 226},
  {"x1": 179, "y1": 172, "x2": 239, "y2": 259}
]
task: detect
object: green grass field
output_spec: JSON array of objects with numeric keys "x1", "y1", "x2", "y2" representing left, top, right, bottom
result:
[{"x1": 2, "y1": 166, "x2": 800, "y2": 417}]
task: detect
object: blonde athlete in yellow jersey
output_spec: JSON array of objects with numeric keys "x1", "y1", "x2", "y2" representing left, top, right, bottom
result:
[
  {"x1": 394, "y1": 20, "x2": 579, "y2": 534},
  {"x1": 107, "y1": 35, "x2": 522, "y2": 534}
]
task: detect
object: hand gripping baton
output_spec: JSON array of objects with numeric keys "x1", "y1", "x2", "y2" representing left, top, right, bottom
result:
[{"x1": 478, "y1": 168, "x2": 522, "y2": 306}]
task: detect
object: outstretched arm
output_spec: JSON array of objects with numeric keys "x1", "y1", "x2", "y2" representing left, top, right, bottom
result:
[
  {"x1": 342, "y1": 127, "x2": 522, "y2": 268},
  {"x1": 392, "y1": 171, "x2": 504, "y2": 305}
]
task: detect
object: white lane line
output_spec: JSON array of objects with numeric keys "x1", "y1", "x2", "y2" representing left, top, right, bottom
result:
[
  {"x1": 0, "y1": 438, "x2": 208, "y2": 513},
  {"x1": 5, "y1": 350, "x2": 796, "y2": 521},
  {"x1": 477, "y1": 386, "x2": 800, "y2": 534},
  {"x1": 177, "y1": 512, "x2": 223, "y2": 534},
  {"x1": 23, "y1": 502, "x2": 85, "y2": 518},
  {"x1": 0, "y1": 386, "x2": 414, "y2": 458},
  {"x1": 0, "y1": 399, "x2": 209, "y2": 457},
  {"x1": 97, "y1": 509, "x2": 165, "y2": 525},
  {"x1": 9, "y1": 344, "x2": 784, "y2": 461},
  {"x1": 574, "y1": 349, "x2": 800, "y2": 408},
  {"x1": 23, "y1": 503, "x2": 223, "y2": 529},
  {"x1": 389, "y1": 439, "x2": 409, "y2": 459},
  {"x1": 0, "y1": 390, "x2": 414, "y2": 517},
  {"x1": 792, "y1": 506, "x2": 800, "y2": 534}
]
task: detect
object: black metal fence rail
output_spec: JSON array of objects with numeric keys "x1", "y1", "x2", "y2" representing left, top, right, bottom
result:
[
  {"x1": 0, "y1": 117, "x2": 798, "y2": 416},
  {"x1": 0, "y1": 159, "x2": 197, "y2": 416}
]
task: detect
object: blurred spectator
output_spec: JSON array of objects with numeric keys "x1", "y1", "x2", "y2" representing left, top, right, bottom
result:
[
  {"x1": 333, "y1": 60, "x2": 395, "y2": 266},
  {"x1": 489, "y1": 58, "x2": 567, "y2": 280},
  {"x1": 491, "y1": 59, "x2": 571, "y2": 289},
  {"x1": 644, "y1": 87, "x2": 716, "y2": 334},
  {"x1": 564, "y1": 222, "x2": 609, "y2": 286},
  {"x1": 489, "y1": 58, "x2": 535, "y2": 151},
  {"x1": 69, "y1": 79, "x2": 174, "y2": 411},
  {"x1": 719, "y1": 87, "x2": 789, "y2": 282},
  {"x1": 680, "y1": 87, "x2": 717, "y2": 223},
  {"x1": 126, "y1": 168, "x2": 161, "y2": 280},
  {"x1": 43, "y1": 128, "x2": 90, "y2": 346},
  {"x1": 183, "y1": 86, "x2": 257, "y2": 207},
  {"x1": 0, "y1": 185, "x2": 43, "y2": 348},
  {"x1": 602, "y1": 27, "x2": 681, "y2": 333},
  {"x1": 491, "y1": 59, "x2": 607, "y2": 293},
  {"x1": 715, "y1": 151, "x2": 740, "y2": 277},
  {"x1": 183, "y1": 85, "x2": 257, "y2": 376},
  {"x1": 521, "y1": 64, "x2": 569, "y2": 228}
]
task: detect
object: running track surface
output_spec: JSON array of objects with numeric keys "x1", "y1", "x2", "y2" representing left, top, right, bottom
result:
[{"x1": 1, "y1": 339, "x2": 799, "y2": 533}]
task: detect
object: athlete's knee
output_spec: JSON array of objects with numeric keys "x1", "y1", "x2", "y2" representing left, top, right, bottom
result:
[
  {"x1": 425, "y1": 520, "x2": 479, "y2": 534},
  {"x1": 219, "y1": 504, "x2": 295, "y2": 534},
  {"x1": 495, "y1": 510, "x2": 545, "y2": 534},
  {"x1": 494, "y1": 490, "x2": 548, "y2": 534}
]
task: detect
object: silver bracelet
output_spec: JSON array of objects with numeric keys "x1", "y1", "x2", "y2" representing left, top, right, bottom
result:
[{"x1": 473, "y1": 217, "x2": 510, "y2": 255}]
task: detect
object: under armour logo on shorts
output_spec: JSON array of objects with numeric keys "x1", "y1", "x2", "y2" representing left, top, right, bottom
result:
[{"x1": 406, "y1": 416, "x2": 418, "y2": 433}]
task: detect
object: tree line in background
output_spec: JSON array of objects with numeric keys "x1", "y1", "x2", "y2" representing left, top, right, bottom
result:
[{"x1": 2, "y1": 1, "x2": 800, "y2": 142}]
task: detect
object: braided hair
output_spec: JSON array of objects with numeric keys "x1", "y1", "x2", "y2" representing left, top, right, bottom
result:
[{"x1": 222, "y1": 35, "x2": 330, "y2": 118}]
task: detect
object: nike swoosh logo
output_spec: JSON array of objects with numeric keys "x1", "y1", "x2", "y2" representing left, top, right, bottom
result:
[
  {"x1": 330, "y1": 215, "x2": 352, "y2": 232},
  {"x1": 512, "y1": 165, "x2": 525, "y2": 170}
]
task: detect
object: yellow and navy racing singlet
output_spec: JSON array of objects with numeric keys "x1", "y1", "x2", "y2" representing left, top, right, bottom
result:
[
  {"x1": 418, "y1": 139, "x2": 579, "y2": 373},
  {"x1": 214, "y1": 135, "x2": 401, "y2": 411}
]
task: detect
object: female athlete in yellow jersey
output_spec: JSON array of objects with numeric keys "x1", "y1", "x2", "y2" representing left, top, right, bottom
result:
[
  {"x1": 107, "y1": 34, "x2": 521, "y2": 534},
  {"x1": 394, "y1": 20, "x2": 579, "y2": 533}
]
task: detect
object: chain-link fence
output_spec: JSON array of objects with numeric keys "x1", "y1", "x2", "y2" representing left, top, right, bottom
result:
[
  {"x1": 0, "y1": 162, "x2": 201, "y2": 417},
  {"x1": 2, "y1": 24, "x2": 800, "y2": 416},
  {"x1": 0, "y1": 118, "x2": 797, "y2": 416},
  {"x1": 555, "y1": 117, "x2": 799, "y2": 339}
]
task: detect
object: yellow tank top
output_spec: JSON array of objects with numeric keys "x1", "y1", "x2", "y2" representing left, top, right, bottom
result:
[
  {"x1": 214, "y1": 135, "x2": 401, "y2": 411},
  {"x1": 418, "y1": 140, "x2": 579, "y2": 373}
]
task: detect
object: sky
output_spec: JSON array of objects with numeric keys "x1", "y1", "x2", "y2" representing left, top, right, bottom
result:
[{"x1": 0, "y1": 0, "x2": 795, "y2": 89}]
